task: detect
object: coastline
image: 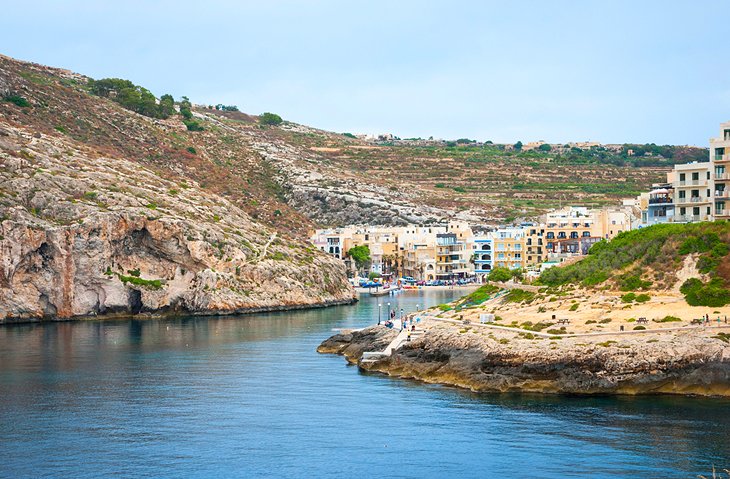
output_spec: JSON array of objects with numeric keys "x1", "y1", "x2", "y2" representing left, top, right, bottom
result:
[
  {"x1": 0, "y1": 297, "x2": 358, "y2": 326},
  {"x1": 319, "y1": 315, "x2": 730, "y2": 397}
]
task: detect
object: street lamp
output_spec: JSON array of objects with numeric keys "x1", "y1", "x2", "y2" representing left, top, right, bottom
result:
[
  {"x1": 387, "y1": 302, "x2": 391, "y2": 321},
  {"x1": 378, "y1": 303, "x2": 382, "y2": 325}
]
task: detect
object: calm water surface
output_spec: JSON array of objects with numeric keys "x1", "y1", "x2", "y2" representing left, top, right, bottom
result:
[{"x1": 1, "y1": 289, "x2": 728, "y2": 478}]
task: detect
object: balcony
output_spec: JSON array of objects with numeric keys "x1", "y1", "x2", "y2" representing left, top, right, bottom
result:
[
  {"x1": 715, "y1": 173, "x2": 730, "y2": 181},
  {"x1": 716, "y1": 209, "x2": 730, "y2": 217},
  {"x1": 673, "y1": 214, "x2": 711, "y2": 223},
  {"x1": 678, "y1": 179, "x2": 707, "y2": 186},
  {"x1": 715, "y1": 154, "x2": 729, "y2": 162},
  {"x1": 716, "y1": 190, "x2": 730, "y2": 199},
  {"x1": 649, "y1": 196, "x2": 673, "y2": 205},
  {"x1": 677, "y1": 196, "x2": 709, "y2": 204}
]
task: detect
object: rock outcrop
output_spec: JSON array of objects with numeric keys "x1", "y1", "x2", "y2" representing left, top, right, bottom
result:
[
  {"x1": 0, "y1": 124, "x2": 355, "y2": 323},
  {"x1": 319, "y1": 323, "x2": 730, "y2": 396}
]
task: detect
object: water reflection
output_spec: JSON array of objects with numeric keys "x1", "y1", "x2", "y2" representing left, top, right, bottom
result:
[{"x1": 0, "y1": 288, "x2": 728, "y2": 478}]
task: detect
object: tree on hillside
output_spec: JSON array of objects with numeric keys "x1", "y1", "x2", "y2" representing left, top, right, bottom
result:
[
  {"x1": 179, "y1": 96, "x2": 193, "y2": 120},
  {"x1": 259, "y1": 112, "x2": 283, "y2": 126},
  {"x1": 538, "y1": 143, "x2": 552, "y2": 152},
  {"x1": 513, "y1": 141, "x2": 523, "y2": 151},
  {"x1": 159, "y1": 94, "x2": 175, "y2": 118},
  {"x1": 488, "y1": 267, "x2": 513, "y2": 282},
  {"x1": 346, "y1": 245, "x2": 371, "y2": 271}
]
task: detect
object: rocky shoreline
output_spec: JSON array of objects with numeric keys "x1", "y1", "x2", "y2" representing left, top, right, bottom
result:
[
  {"x1": 318, "y1": 322, "x2": 730, "y2": 397},
  {"x1": 1, "y1": 297, "x2": 358, "y2": 325}
]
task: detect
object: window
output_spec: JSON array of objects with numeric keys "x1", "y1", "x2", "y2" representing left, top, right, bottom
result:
[
  {"x1": 707, "y1": 171, "x2": 711, "y2": 180},
  {"x1": 680, "y1": 173, "x2": 686, "y2": 181},
  {"x1": 693, "y1": 207, "x2": 700, "y2": 216},
  {"x1": 582, "y1": 231, "x2": 591, "y2": 237},
  {"x1": 692, "y1": 172, "x2": 699, "y2": 181},
  {"x1": 680, "y1": 207, "x2": 686, "y2": 215},
  {"x1": 679, "y1": 190, "x2": 686, "y2": 199},
  {"x1": 514, "y1": 253, "x2": 521, "y2": 259}
]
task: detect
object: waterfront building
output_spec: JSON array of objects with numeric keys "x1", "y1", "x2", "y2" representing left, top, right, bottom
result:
[
  {"x1": 711, "y1": 120, "x2": 730, "y2": 220},
  {"x1": 672, "y1": 161, "x2": 713, "y2": 223}
]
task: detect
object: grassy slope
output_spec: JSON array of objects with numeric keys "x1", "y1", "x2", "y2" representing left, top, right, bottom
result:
[{"x1": 538, "y1": 222, "x2": 730, "y2": 305}]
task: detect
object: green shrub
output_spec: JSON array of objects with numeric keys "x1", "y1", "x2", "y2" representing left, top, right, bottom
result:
[
  {"x1": 585, "y1": 320, "x2": 596, "y2": 324},
  {"x1": 187, "y1": 146, "x2": 197, "y2": 154},
  {"x1": 635, "y1": 293, "x2": 651, "y2": 303},
  {"x1": 504, "y1": 288, "x2": 536, "y2": 303},
  {"x1": 569, "y1": 303, "x2": 578, "y2": 311},
  {"x1": 633, "y1": 325, "x2": 646, "y2": 330},
  {"x1": 3, "y1": 94, "x2": 30, "y2": 107},
  {"x1": 82, "y1": 191, "x2": 98, "y2": 201},
  {"x1": 713, "y1": 333, "x2": 730, "y2": 343},
  {"x1": 654, "y1": 315, "x2": 681, "y2": 323},
  {"x1": 259, "y1": 112, "x2": 283, "y2": 126},
  {"x1": 488, "y1": 267, "x2": 513, "y2": 283},
  {"x1": 681, "y1": 278, "x2": 730, "y2": 307},
  {"x1": 599, "y1": 318, "x2": 612, "y2": 324},
  {"x1": 621, "y1": 293, "x2": 636, "y2": 303},
  {"x1": 183, "y1": 119, "x2": 204, "y2": 131}
]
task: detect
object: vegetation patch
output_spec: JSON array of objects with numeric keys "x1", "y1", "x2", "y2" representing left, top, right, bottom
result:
[
  {"x1": 537, "y1": 223, "x2": 730, "y2": 304},
  {"x1": 680, "y1": 278, "x2": 730, "y2": 307},
  {"x1": 653, "y1": 315, "x2": 681, "y2": 323},
  {"x1": 3, "y1": 94, "x2": 30, "y2": 107},
  {"x1": 456, "y1": 284, "x2": 499, "y2": 307},
  {"x1": 504, "y1": 288, "x2": 536, "y2": 304}
]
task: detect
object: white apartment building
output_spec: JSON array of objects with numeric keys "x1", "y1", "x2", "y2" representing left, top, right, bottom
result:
[{"x1": 711, "y1": 120, "x2": 730, "y2": 219}]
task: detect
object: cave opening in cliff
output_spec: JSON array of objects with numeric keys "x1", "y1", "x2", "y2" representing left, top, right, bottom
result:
[{"x1": 129, "y1": 289, "x2": 143, "y2": 314}]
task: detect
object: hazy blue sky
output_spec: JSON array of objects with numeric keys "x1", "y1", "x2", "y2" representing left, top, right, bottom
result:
[{"x1": 2, "y1": 1, "x2": 728, "y2": 145}]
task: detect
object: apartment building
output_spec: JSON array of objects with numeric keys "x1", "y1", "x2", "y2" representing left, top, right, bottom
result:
[
  {"x1": 711, "y1": 120, "x2": 730, "y2": 219},
  {"x1": 491, "y1": 227, "x2": 527, "y2": 270},
  {"x1": 435, "y1": 221, "x2": 474, "y2": 280},
  {"x1": 672, "y1": 162, "x2": 713, "y2": 223}
]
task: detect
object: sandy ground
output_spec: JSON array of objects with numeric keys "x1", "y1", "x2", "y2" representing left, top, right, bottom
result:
[{"x1": 427, "y1": 288, "x2": 730, "y2": 336}]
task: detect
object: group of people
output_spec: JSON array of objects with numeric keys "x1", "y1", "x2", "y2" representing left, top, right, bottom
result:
[{"x1": 379, "y1": 308, "x2": 420, "y2": 340}]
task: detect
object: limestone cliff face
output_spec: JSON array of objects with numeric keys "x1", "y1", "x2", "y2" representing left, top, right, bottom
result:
[
  {"x1": 0, "y1": 125, "x2": 355, "y2": 323},
  {"x1": 320, "y1": 324, "x2": 730, "y2": 396}
]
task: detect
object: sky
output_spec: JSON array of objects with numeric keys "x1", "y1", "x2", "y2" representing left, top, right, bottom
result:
[{"x1": 2, "y1": 0, "x2": 728, "y2": 146}]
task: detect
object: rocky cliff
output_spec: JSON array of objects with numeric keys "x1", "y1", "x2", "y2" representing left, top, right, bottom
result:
[
  {"x1": 320, "y1": 323, "x2": 730, "y2": 396},
  {"x1": 0, "y1": 121, "x2": 354, "y2": 323}
]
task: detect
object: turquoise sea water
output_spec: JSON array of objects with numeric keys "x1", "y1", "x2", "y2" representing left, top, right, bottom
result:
[{"x1": 1, "y1": 289, "x2": 728, "y2": 478}]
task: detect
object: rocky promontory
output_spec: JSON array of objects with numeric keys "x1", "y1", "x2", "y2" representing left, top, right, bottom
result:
[{"x1": 320, "y1": 321, "x2": 730, "y2": 396}]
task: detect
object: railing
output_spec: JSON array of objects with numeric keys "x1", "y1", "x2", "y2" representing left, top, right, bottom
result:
[
  {"x1": 715, "y1": 190, "x2": 730, "y2": 198},
  {"x1": 716, "y1": 209, "x2": 729, "y2": 216},
  {"x1": 715, "y1": 154, "x2": 729, "y2": 162},
  {"x1": 649, "y1": 197, "x2": 672, "y2": 204},
  {"x1": 689, "y1": 197, "x2": 705, "y2": 203},
  {"x1": 673, "y1": 214, "x2": 710, "y2": 223},
  {"x1": 678, "y1": 179, "x2": 706, "y2": 186},
  {"x1": 715, "y1": 173, "x2": 730, "y2": 180}
]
